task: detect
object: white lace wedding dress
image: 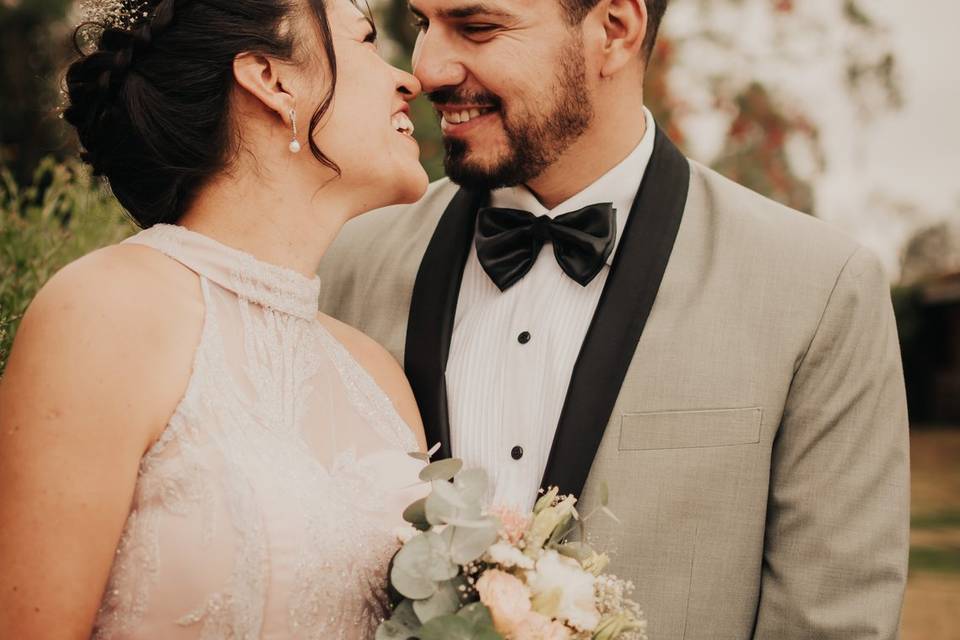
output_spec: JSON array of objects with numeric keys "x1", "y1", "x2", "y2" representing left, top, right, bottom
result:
[{"x1": 92, "y1": 224, "x2": 424, "y2": 639}]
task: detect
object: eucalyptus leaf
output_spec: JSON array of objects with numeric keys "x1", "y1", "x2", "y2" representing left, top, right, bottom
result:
[
  {"x1": 457, "y1": 602, "x2": 494, "y2": 627},
  {"x1": 419, "y1": 458, "x2": 463, "y2": 482},
  {"x1": 431, "y1": 478, "x2": 471, "y2": 509},
  {"x1": 600, "y1": 480, "x2": 610, "y2": 507},
  {"x1": 390, "y1": 564, "x2": 437, "y2": 600},
  {"x1": 413, "y1": 578, "x2": 462, "y2": 623},
  {"x1": 403, "y1": 498, "x2": 430, "y2": 531},
  {"x1": 376, "y1": 600, "x2": 421, "y2": 640},
  {"x1": 391, "y1": 531, "x2": 458, "y2": 599},
  {"x1": 418, "y1": 615, "x2": 474, "y2": 640},
  {"x1": 426, "y1": 477, "x2": 484, "y2": 526},
  {"x1": 449, "y1": 516, "x2": 499, "y2": 564},
  {"x1": 444, "y1": 517, "x2": 497, "y2": 528},
  {"x1": 418, "y1": 614, "x2": 503, "y2": 640},
  {"x1": 454, "y1": 468, "x2": 488, "y2": 501},
  {"x1": 426, "y1": 480, "x2": 476, "y2": 526},
  {"x1": 439, "y1": 523, "x2": 456, "y2": 546}
]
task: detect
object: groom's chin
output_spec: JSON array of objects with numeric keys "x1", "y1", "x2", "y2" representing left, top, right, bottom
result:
[{"x1": 443, "y1": 140, "x2": 526, "y2": 191}]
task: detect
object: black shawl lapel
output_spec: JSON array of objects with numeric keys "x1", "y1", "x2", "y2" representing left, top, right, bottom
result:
[
  {"x1": 404, "y1": 187, "x2": 487, "y2": 459},
  {"x1": 539, "y1": 128, "x2": 691, "y2": 498}
]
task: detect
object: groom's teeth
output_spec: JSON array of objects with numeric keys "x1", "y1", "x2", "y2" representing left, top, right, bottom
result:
[{"x1": 441, "y1": 108, "x2": 491, "y2": 126}]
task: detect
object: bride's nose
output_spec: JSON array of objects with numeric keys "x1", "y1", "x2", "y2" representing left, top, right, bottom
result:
[{"x1": 395, "y1": 67, "x2": 422, "y2": 102}]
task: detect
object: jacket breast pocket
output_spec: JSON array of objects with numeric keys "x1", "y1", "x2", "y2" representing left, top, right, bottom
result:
[{"x1": 618, "y1": 407, "x2": 763, "y2": 451}]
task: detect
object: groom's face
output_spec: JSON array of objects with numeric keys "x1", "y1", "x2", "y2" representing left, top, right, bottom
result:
[{"x1": 410, "y1": 0, "x2": 595, "y2": 190}]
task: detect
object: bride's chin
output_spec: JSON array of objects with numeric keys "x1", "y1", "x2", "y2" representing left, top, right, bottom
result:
[{"x1": 389, "y1": 166, "x2": 430, "y2": 205}]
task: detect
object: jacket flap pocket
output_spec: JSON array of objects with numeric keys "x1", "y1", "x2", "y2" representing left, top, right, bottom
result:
[{"x1": 618, "y1": 407, "x2": 763, "y2": 451}]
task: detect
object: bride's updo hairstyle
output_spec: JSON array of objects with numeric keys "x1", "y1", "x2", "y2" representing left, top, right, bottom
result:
[{"x1": 63, "y1": 0, "x2": 339, "y2": 228}]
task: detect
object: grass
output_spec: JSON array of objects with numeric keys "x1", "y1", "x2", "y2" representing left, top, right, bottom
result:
[
  {"x1": 912, "y1": 510, "x2": 960, "y2": 530},
  {"x1": 907, "y1": 428, "x2": 960, "y2": 579},
  {"x1": 909, "y1": 547, "x2": 960, "y2": 575}
]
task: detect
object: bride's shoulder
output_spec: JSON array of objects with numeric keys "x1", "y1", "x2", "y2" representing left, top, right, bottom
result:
[
  {"x1": 3, "y1": 242, "x2": 204, "y2": 447},
  {"x1": 316, "y1": 313, "x2": 427, "y2": 450},
  {"x1": 28, "y1": 241, "x2": 203, "y2": 338}
]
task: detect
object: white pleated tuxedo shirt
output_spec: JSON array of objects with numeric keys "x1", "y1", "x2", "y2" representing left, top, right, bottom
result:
[{"x1": 446, "y1": 107, "x2": 656, "y2": 509}]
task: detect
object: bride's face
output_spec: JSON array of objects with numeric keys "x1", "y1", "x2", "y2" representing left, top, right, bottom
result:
[{"x1": 298, "y1": 0, "x2": 428, "y2": 209}]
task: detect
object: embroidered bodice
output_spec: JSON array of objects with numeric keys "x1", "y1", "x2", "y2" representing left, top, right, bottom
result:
[{"x1": 93, "y1": 224, "x2": 424, "y2": 639}]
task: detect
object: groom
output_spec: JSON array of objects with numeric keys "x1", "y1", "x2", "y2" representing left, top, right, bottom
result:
[{"x1": 318, "y1": 0, "x2": 910, "y2": 637}]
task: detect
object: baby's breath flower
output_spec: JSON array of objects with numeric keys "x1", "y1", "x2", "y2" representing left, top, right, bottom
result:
[{"x1": 79, "y1": 0, "x2": 152, "y2": 31}]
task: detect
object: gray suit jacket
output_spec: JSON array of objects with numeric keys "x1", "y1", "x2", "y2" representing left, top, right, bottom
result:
[{"x1": 317, "y1": 131, "x2": 910, "y2": 639}]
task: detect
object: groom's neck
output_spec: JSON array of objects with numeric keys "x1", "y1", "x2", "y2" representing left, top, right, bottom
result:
[{"x1": 524, "y1": 95, "x2": 648, "y2": 210}]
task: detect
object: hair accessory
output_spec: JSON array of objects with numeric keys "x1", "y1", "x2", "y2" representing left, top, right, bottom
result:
[
  {"x1": 78, "y1": 0, "x2": 153, "y2": 31},
  {"x1": 288, "y1": 108, "x2": 301, "y2": 154}
]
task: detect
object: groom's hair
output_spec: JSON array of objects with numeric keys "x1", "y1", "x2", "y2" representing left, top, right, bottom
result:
[{"x1": 560, "y1": 0, "x2": 668, "y2": 61}]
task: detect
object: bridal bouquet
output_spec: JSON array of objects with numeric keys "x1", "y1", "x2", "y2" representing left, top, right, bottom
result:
[{"x1": 376, "y1": 456, "x2": 647, "y2": 640}]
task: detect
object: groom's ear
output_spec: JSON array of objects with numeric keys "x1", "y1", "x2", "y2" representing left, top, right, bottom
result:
[
  {"x1": 233, "y1": 52, "x2": 296, "y2": 123},
  {"x1": 596, "y1": 0, "x2": 648, "y2": 78}
]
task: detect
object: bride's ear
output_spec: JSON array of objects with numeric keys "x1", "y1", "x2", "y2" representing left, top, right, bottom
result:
[{"x1": 233, "y1": 52, "x2": 295, "y2": 125}]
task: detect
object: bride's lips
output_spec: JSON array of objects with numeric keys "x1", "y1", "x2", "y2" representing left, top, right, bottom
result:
[{"x1": 436, "y1": 104, "x2": 498, "y2": 136}]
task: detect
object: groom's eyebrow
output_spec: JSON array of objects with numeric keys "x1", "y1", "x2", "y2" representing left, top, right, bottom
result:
[{"x1": 408, "y1": 1, "x2": 514, "y2": 19}]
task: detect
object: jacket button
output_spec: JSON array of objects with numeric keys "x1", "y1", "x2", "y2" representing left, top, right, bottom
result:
[
  {"x1": 511, "y1": 446, "x2": 524, "y2": 460},
  {"x1": 517, "y1": 331, "x2": 531, "y2": 344}
]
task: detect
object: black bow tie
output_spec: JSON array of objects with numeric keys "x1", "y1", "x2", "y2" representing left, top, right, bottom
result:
[{"x1": 474, "y1": 203, "x2": 617, "y2": 291}]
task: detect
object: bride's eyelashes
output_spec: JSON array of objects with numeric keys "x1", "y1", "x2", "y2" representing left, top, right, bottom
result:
[{"x1": 363, "y1": 24, "x2": 378, "y2": 44}]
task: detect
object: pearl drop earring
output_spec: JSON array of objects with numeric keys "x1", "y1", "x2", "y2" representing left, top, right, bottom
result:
[{"x1": 288, "y1": 108, "x2": 301, "y2": 154}]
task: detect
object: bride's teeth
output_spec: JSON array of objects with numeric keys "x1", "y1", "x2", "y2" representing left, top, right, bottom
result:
[{"x1": 391, "y1": 113, "x2": 414, "y2": 134}]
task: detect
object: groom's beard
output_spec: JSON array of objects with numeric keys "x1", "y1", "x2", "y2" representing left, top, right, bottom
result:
[{"x1": 435, "y1": 37, "x2": 593, "y2": 191}]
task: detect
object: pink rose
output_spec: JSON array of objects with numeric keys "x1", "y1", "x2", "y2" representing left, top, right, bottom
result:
[
  {"x1": 490, "y1": 505, "x2": 531, "y2": 545},
  {"x1": 476, "y1": 569, "x2": 532, "y2": 635},
  {"x1": 511, "y1": 611, "x2": 573, "y2": 640}
]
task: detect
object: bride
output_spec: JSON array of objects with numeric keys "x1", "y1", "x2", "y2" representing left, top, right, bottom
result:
[{"x1": 0, "y1": 0, "x2": 430, "y2": 637}]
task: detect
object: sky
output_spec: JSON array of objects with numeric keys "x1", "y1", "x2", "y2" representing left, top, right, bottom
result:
[
  {"x1": 817, "y1": 0, "x2": 960, "y2": 275},
  {"x1": 664, "y1": 0, "x2": 960, "y2": 279}
]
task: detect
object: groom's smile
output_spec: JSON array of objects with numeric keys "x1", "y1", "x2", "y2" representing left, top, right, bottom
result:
[{"x1": 436, "y1": 105, "x2": 498, "y2": 133}]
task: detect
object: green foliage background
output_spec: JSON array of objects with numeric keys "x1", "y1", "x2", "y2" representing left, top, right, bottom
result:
[{"x1": 0, "y1": 160, "x2": 133, "y2": 372}]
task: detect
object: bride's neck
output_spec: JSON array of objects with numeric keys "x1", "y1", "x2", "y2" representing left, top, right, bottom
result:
[{"x1": 177, "y1": 165, "x2": 352, "y2": 278}]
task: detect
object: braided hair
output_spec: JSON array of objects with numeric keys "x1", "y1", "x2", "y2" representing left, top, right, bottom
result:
[{"x1": 63, "y1": 0, "x2": 339, "y2": 227}]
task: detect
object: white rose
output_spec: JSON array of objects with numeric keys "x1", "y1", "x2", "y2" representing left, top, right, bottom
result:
[
  {"x1": 525, "y1": 550, "x2": 601, "y2": 632},
  {"x1": 485, "y1": 541, "x2": 535, "y2": 569}
]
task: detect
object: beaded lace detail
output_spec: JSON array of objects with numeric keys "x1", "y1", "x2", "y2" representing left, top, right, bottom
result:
[{"x1": 91, "y1": 225, "x2": 423, "y2": 639}]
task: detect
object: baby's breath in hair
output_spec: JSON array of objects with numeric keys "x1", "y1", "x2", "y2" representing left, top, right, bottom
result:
[{"x1": 79, "y1": 0, "x2": 152, "y2": 31}]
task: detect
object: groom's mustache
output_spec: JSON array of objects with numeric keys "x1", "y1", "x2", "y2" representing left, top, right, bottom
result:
[{"x1": 427, "y1": 88, "x2": 502, "y2": 109}]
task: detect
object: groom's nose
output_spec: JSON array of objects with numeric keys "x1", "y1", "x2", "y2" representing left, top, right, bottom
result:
[{"x1": 412, "y1": 30, "x2": 467, "y2": 92}]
